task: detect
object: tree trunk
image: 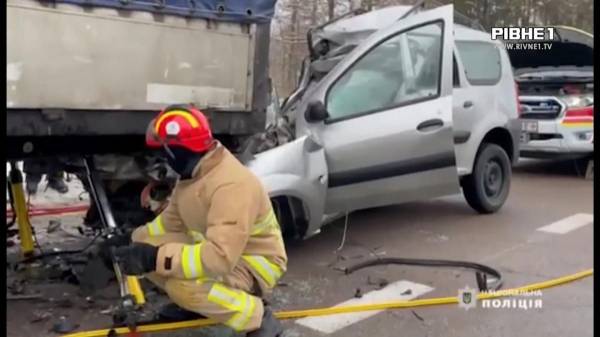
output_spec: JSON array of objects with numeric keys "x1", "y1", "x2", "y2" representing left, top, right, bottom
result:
[
  {"x1": 311, "y1": 0, "x2": 318, "y2": 25},
  {"x1": 481, "y1": 0, "x2": 488, "y2": 29},
  {"x1": 524, "y1": 0, "x2": 530, "y2": 26},
  {"x1": 288, "y1": 1, "x2": 299, "y2": 89},
  {"x1": 328, "y1": 0, "x2": 335, "y2": 20},
  {"x1": 350, "y1": 0, "x2": 361, "y2": 11}
]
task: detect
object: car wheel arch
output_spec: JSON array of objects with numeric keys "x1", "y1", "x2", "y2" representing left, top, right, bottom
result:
[
  {"x1": 460, "y1": 126, "x2": 514, "y2": 185},
  {"x1": 477, "y1": 127, "x2": 515, "y2": 163},
  {"x1": 270, "y1": 194, "x2": 310, "y2": 241}
]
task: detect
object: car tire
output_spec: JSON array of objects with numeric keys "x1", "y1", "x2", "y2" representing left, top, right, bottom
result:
[
  {"x1": 462, "y1": 143, "x2": 511, "y2": 214},
  {"x1": 574, "y1": 155, "x2": 593, "y2": 178}
]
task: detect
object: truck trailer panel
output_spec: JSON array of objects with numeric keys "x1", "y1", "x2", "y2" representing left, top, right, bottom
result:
[{"x1": 8, "y1": 0, "x2": 254, "y2": 111}]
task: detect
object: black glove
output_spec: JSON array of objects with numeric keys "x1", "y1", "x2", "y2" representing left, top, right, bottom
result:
[
  {"x1": 113, "y1": 243, "x2": 158, "y2": 276},
  {"x1": 104, "y1": 232, "x2": 132, "y2": 247},
  {"x1": 99, "y1": 232, "x2": 132, "y2": 264}
]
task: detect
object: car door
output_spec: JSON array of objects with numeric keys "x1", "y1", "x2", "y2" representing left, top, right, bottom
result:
[
  {"x1": 452, "y1": 39, "x2": 505, "y2": 175},
  {"x1": 302, "y1": 5, "x2": 459, "y2": 213},
  {"x1": 451, "y1": 50, "x2": 476, "y2": 176}
]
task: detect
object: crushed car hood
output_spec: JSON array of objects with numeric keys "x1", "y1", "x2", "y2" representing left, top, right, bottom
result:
[
  {"x1": 307, "y1": 6, "x2": 412, "y2": 78},
  {"x1": 508, "y1": 26, "x2": 594, "y2": 78}
]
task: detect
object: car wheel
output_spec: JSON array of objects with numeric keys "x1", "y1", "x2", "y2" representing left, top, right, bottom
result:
[
  {"x1": 462, "y1": 143, "x2": 511, "y2": 213},
  {"x1": 574, "y1": 155, "x2": 593, "y2": 178}
]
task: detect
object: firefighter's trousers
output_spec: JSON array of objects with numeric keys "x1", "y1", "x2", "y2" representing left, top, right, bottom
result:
[{"x1": 132, "y1": 230, "x2": 264, "y2": 332}]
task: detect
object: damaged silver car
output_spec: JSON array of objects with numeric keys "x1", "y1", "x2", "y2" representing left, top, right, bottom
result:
[{"x1": 246, "y1": 4, "x2": 521, "y2": 240}]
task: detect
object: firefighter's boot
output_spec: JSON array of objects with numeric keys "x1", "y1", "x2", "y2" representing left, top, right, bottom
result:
[
  {"x1": 157, "y1": 303, "x2": 205, "y2": 322},
  {"x1": 26, "y1": 173, "x2": 41, "y2": 195},
  {"x1": 47, "y1": 171, "x2": 69, "y2": 194},
  {"x1": 247, "y1": 307, "x2": 283, "y2": 337}
]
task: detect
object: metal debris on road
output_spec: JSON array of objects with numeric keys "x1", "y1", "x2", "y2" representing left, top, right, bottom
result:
[
  {"x1": 51, "y1": 316, "x2": 80, "y2": 334},
  {"x1": 401, "y1": 289, "x2": 412, "y2": 296},
  {"x1": 100, "y1": 306, "x2": 117, "y2": 315},
  {"x1": 367, "y1": 276, "x2": 389, "y2": 289},
  {"x1": 335, "y1": 212, "x2": 350, "y2": 252},
  {"x1": 31, "y1": 310, "x2": 52, "y2": 323},
  {"x1": 8, "y1": 279, "x2": 26, "y2": 295},
  {"x1": 7, "y1": 293, "x2": 43, "y2": 301},
  {"x1": 411, "y1": 310, "x2": 425, "y2": 322},
  {"x1": 50, "y1": 297, "x2": 74, "y2": 309},
  {"x1": 47, "y1": 220, "x2": 62, "y2": 233}
]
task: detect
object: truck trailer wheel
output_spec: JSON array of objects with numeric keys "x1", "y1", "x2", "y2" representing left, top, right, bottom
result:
[{"x1": 462, "y1": 143, "x2": 511, "y2": 214}]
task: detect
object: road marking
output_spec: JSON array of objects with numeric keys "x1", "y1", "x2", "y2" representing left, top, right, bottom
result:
[
  {"x1": 295, "y1": 280, "x2": 433, "y2": 334},
  {"x1": 537, "y1": 213, "x2": 593, "y2": 234}
]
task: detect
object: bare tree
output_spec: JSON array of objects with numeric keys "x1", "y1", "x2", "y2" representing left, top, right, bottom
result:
[
  {"x1": 327, "y1": 0, "x2": 335, "y2": 20},
  {"x1": 270, "y1": 0, "x2": 593, "y2": 99}
]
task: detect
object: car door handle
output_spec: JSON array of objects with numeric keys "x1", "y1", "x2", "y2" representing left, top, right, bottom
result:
[
  {"x1": 463, "y1": 100, "x2": 474, "y2": 108},
  {"x1": 417, "y1": 119, "x2": 444, "y2": 131}
]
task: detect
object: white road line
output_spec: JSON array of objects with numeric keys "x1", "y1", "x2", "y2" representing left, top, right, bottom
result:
[
  {"x1": 537, "y1": 213, "x2": 594, "y2": 234},
  {"x1": 295, "y1": 280, "x2": 433, "y2": 334}
]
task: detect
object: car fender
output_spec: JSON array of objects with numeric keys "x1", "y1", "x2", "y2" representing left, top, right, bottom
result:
[
  {"x1": 246, "y1": 135, "x2": 328, "y2": 237},
  {"x1": 457, "y1": 116, "x2": 519, "y2": 177}
]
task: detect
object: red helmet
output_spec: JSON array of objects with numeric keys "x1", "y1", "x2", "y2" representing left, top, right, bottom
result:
[{"x1": 146, "y1": 105, "x2": 214, "y2": 153}]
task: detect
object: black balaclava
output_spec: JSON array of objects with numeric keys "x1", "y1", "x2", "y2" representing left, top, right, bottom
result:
[{"x1": 164, "y1": 146, "x2": 206, "y2": 180}]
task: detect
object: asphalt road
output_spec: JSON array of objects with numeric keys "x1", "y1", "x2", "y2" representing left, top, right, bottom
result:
[
  {"x1": 273, "y1": 158, "x2": 593, "y2": 337},
  {"x1": 6, "y1": 158, "x2": 594, "y2": 337}
]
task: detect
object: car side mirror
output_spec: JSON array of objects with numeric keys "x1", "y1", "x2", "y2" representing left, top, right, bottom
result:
[{"x1": 305, "y1": 101, "x2": 329, "y2": 123}]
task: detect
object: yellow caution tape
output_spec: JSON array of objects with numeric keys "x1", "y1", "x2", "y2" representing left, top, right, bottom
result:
[{"x1": 62, "y1": 268, "x2": 593, "y2": 337}]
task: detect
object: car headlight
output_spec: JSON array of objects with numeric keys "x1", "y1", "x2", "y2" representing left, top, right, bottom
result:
[{"x1": 560, "y1": 94, "x2": 594, "y2": 108}]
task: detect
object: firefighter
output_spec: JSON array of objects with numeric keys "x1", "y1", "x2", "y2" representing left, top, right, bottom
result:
[{"x1": 111, "y1": 105, "x2": 287, "y2": 336}]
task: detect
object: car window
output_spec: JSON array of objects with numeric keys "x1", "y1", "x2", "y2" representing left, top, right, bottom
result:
[
  {"x1": 455, "y1": 41, "x2": 501, "y2": 85},
  {"x1": 326, "y1": 22, "x2": 443, "y2": 121}
]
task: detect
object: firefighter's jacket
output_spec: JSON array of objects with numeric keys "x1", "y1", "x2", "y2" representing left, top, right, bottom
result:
[{"x1": 144, "y1": 141, "x2": 288, "y2": 292}]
